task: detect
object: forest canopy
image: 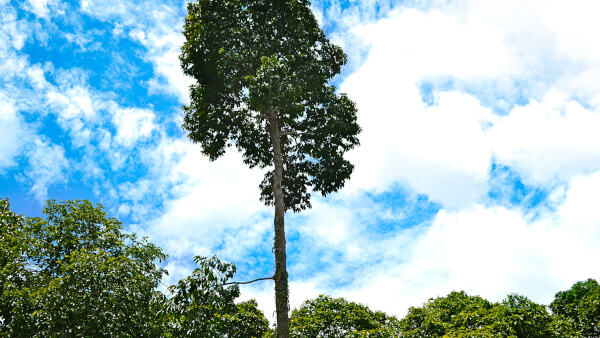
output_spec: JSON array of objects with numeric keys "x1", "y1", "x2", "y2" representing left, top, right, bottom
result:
[{"x1": 1, "y1": 197, "x2": 598, "y2": 337}]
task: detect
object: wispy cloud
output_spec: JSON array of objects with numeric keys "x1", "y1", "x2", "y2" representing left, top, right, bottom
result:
[
  {"x1": 23, "y1": 0, "x2": 65, "y2": 18},
  {"x1": 0, "y1": 95, "x2": 26, "y2": 172},
  {"x1": 21, "y1": 137, "x2": 70, "y2": 202}
]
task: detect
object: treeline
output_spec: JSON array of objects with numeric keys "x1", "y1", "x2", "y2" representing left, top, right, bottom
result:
[{"x1": 1, "y1": 199, "x2": 598, "y2": 337}]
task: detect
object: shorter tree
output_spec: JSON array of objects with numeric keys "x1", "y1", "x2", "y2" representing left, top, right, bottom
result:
[
  {"x1": 166, "y1": 255, "x2": 240, "y2": 337},
  {"x1": 550, "y1": 278, "x2": 600, "y2": 337},
  {"x1": 0, "y1": 198, "x2": 168, "y2": 336},
  {"x1": 166, "y1": 255, "x2": 273, "y2": 337},
  {"x1": 225, "y1": 299, "x2": 272, "y2": 338},
  {"x1": 290, "y1": 295, "x2": 400, "y2": 338},
  {"x1": 399, "y1": 291, "x2": 582, "y2": 338},
  {"x1": 400, "y1": 291, "x2": 497, "y2": 337}
]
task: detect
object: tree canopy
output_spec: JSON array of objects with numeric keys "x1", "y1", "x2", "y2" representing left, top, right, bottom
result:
[
  {"x1": 0, "y1": 198, "x2": 272, "y2": 337},
  {"x1": 399, "y1": 291, "x2": 582, "y2": 338},
  {"x1": 3, "y1": 197, "x2": 597, "y2": 337},
  {"x1": 550, "y1": 278, "x2": 600, "y2": 337},
  {"x1": 289, "y1": 295, "x2": 400, "y2": 338},
  {"x1": 0, "y1": 198, "x2": 168, "y2": 337},
  {"x1": 180, "y1": 0, "x2": 360, "y2": 212}
]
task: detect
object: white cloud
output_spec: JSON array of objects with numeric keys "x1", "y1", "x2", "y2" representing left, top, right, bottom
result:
[
  {"x1": 24, "y1": 138, "x2": 70, "y2": 202},
  {"x1": 110, "y1": 104, "x2": 156, "y2": 146},
  {"x1": 0, "y1": 6, "x2": 30, "y2": 52},
  {"x1": 79, "y1": 0, "x2": 129, "y2": 20},
  {"x1": 128, "y1": 8, "x2": 194, "y2": 103},
  {"x1": 130, "y1": 139, "x2": 270, "y2": 259},
  {"x1": 490, "y1": 89, "x2": 600, "y2": 186},
  {"x1": 558, "y1": 171, "x2": 600, "y2": 229},
  {"x1": 46, "y1": 82, "x2": 99, "y2": 148},
  {"x1": 23, "y1": 0, "x2": 64, "y2": 18},
  {"x1": 80, "y1": 0, "x2": 193, "y2": 103},
  {"x1": 343, "y1": 86, "x2": 494, "y2": 207},
  {"x1": 0, "y1": 95, "x2": 26, "y2": 172},
  {"x1": 337, "y1": 6, "x2": 508, "y2": 207},
  {"x1": 275, "y1": 171, "x2": 600, "y2": 319},
  {"x1": 335, "y1": 0, "x2": 600, "y2": 207}
]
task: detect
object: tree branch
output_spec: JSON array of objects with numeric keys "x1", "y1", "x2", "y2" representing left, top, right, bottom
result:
[
  {"x1": 281, "y1": 131, "x2": 301, "y2": 136},
  {"x1": 223, "y1": 276, "x2": 274, "y2": 285}
]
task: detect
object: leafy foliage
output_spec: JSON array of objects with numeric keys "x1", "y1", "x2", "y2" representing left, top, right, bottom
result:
[
  {"x1": 224, "y1": 299, "x2": 273, "y2": 338},
  {"x1": 0, "y1": 198, "x2": 168, "y2": 337},
  {"x1": 400, "y1": 291, "x2": 582, "y2": 338},
  {"x1": 166, "y1": 255, "x2": 240, "y2": 337},
  {"x1": 550, "y1": 278, "x2": 600, "y2": 337},
  {"x1": 400, "y1": 291, "x2": 497, "y2": 337},
  {"x1": 3, "y1": 197, "x2": 597, "y2": 337},
  {"x1": 289, "y1": 295, "x2": 401, "y2": 338},
  {"x1": 0, "y1": 199, "x2": 273, "y2": 337},
  {"x1": 180, "y1": 0, "x2": 360, "y2": 212}
]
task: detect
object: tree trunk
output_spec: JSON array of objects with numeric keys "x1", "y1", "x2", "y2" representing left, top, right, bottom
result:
[{"x1": 267, "y1": 106, "x2": 290, "y2": 337}]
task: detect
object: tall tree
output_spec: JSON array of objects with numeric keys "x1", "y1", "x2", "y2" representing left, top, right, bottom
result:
[{"x1": 179, "y1": 0, "x2": 360, "y2": 336}]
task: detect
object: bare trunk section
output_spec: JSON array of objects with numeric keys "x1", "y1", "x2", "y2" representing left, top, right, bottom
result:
[{"x1": 267, "y1": 106, "x2": 290, "y2": 337}]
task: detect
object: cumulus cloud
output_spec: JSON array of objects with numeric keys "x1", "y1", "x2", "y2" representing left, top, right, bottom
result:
[
  {"x1": 79, "y1": 0, "x2": 193, "y2": 103},
  {"x1": 335, "y1": 0, "x2": 600, "y2": 208},
  {"x1": 490, "y1": 89, "x2": 600, "y2": 186},
  {"x1": 0, "y1": 5, "x2": 30, "y2": 52},
  {"x1": 128, "y1": 138, "x2": 271, "y2": 259},
  {"x1": 46, "y1": 77, "x2": 100, "y2": 147},
  {"x1": 127, "y1": 7, "x2": 194, "y2": 103},
  {"x1": 78, "y1": 0, "x2": 130, "y2": 21}
]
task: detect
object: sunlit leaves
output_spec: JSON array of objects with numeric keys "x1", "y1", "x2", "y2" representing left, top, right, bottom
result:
[
  {"x1": 289, "y1": 295, "x2": 401, "y2": 338},
  {"x1": 0, "y1": 199, "x2": 168, "y2": 336},
  {"x1": 550, "y1": 279, "x2": 600, "y2": 337},
  {"x1": 399, "y1": 291, "x2": 583, "y2": 338}
]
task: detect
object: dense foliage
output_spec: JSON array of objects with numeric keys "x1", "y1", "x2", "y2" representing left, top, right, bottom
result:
[
  {"x1": 2, "y1": 198, "x2": 598, "y2": 337},
  {"x1": 289, "y1": 295, "x2": 401, "y2": 338},
  {"x1": 0, "y1": 199, "x2": 271, "y2": 337},
  {"x1": 180, "y1": 0, "x2": 360, "y2": 212},
  {"x1": 550, "y1": 278, "x2": 600, "y2": 337},
  {"x1": 0, "y1": 198, "x2": 169, "y2": 337},
  {"x1": 400, "y1": 291, "x2": 582, "y2": 337}
]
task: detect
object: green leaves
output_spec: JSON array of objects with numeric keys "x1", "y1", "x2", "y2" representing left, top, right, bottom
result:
[
  {"x1": 550, "y1": 278, "x2": 600, "y2": 337},
  {"x1": 224, "y1": 299, "x2": 272, "y2": 338},
  {"x1": 289, "y1": 295, "x2": 401, "y2": 338},
  {"x1": 399, "y1": 291, "x2": 583, "y2": 338},
  {"x1": 180, "y1": 0, "x2": 361, "y2": 212},
  {"x1": 0, "y1": 198, "x2": 168, "y2": 337},
  {"x1": 1, "y1": 199, "x2": 274, "y2": 337},
  {"x1": 167, "y1": 255, "x2": 240, "y2": 337}
]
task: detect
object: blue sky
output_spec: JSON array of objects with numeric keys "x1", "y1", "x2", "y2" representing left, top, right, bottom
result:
[{"x1": 2, "y1": 0, "x2": 600, "y2": 321}]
